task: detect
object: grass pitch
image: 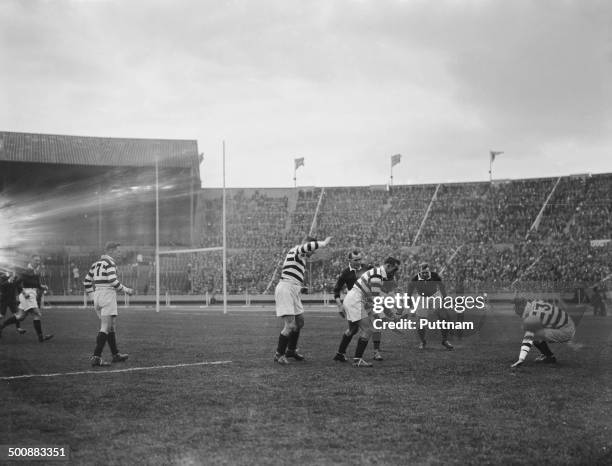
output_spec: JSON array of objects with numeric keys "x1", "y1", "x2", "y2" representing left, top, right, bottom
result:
[{"x1": 1, "y1": 304, "x2": 611, "y2": 465}]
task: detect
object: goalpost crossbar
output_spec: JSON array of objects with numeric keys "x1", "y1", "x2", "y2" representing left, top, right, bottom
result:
[{"x1": 158, "y1": 247, "x2": 223, "y2": 255}]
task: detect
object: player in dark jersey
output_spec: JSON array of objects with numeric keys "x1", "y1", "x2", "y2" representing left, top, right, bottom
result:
[
  {"x1": 26, "y1": 255, "x2": 48, "y2": 309},
  {"x1": 407, "y1": 262, "x2": 453, "y2": 350},
  {"x1": 0, "y1": 269, "x2": 26, "y2": 335},
  {"x1": 332, "y1": 250, "x2": 386, "y2": 361},
  {"x1": 0, "y1": 264, "x2": 53, "y2": 342}
]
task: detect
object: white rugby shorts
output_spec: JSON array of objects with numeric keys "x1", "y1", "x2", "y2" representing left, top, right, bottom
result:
[
  {"x1": 18, "y1": 288, "x2": 39, "y2": 311},
  {"x1": 94, "y1": 288, "x2": 119, "y2": 317},
  {"x1": 275, "y1": 280, "x2": 304, "y2": 317},
  {"x1": 343, "y1": 288, "x2": 369, "y2": 322},
  {"x1": 536, "y1": 319, "x2": 576, "y2": 343}
]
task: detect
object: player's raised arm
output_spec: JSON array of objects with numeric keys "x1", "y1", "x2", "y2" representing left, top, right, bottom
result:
[{"x1": 297, "y1": 236, "x2": 332, "y2": 255}]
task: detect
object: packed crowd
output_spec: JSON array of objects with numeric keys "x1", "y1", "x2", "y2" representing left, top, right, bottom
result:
[{"x1": 29, "y1": 173, "x2": 611, "y2": 295}]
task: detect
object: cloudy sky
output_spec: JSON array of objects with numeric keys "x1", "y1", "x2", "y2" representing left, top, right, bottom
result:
[{"x1": 1, "y1": 0, "x2": 610, "y2": 188}]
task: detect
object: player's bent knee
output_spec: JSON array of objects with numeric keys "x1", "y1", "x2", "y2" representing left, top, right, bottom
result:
[
  {"x1": 281, "y1": 321, "x2": 294, "y2": 336},
  {"x1": 294, "y1": 314, "x2": 304, "y2": 330},
  {"x1": 99, "y1": 316, "x2": 114, "y2": 333}
]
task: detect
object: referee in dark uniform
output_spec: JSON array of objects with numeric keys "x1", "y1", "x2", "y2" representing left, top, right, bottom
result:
[
  {"x1": 332, "y1": 250, "x2": 385, "y2": 362},
  {"x1": 407, "y1": 262, "x2": 454, "y2": 350}
]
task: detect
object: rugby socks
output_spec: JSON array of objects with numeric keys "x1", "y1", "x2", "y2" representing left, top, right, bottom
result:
[
  {"x1": 440, "y1": 328, "x2": 449, "y2": 343},
  {"x1": 354, "y1": 337, "x2": 369, "y2": 359},
  {"x1": 1, "y1": 315, "x2": 17, "y2": 328},
  {"x1": 107, "y1": 332, "x2": 119, "y2": 355},
  {"x1": 33, "y1": 319, "x2": 42, "y2": 338},
  {"x1": 276, "y1": 334, "x2": 289, "y2": 356},
  {"x1": 417, "y1": 328, "x2": 427, "y2": 344},
  {"x1": 372, "y1": 332, "x2": 381, "y2": 351},
  {"x1": 93, "y1": 332, "x2": 107, "y2": 357},
  {"x1": 534, "y1": 341, "x2": 553, "y2": 357},
  {"x1": 338, "y1": 333, "x2": 353, "y2": 354},
  {"x1": 287, "y1": 330, "x2": 300, "y2": 352}
]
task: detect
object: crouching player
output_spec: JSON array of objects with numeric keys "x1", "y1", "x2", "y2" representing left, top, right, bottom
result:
[
  {"x1": 510, "y1": 295, "x2": 576, "y2": 368},
  {"x1": 337, "y1": 257, "x2": 401, "y2": 367}
]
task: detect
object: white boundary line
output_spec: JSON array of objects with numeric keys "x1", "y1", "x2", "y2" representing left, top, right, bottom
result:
[{"x1": 1, "y1": 360, "x2": 232, "y2": 381}]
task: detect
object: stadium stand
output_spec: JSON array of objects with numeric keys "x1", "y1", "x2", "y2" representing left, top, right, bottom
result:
[
  {"x1": 1, "y1": 131, "x2": 610, "y2": 298},
  {"x1": 192, "y1": 174, "x2": 610, "y2": 296}
]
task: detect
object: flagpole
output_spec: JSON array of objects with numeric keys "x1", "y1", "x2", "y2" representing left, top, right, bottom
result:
[
  {"x1": 294, "y1": 164, "x2": 297, "y2": 188},
  {"x1": 489, "y1": 151, "x2": 503, "y2": 183},
  {"x1": 390, "y1": 157, "x2": 393, "y2": 186}
]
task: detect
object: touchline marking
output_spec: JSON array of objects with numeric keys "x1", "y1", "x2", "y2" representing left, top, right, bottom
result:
[{"x1": 0, "y1": 360, "x2": 232, "y2": 381}]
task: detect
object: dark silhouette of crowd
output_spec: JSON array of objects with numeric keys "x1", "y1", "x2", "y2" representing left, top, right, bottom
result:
[{"x1": 34, "y1": 173, "x2": 611, "y2": 296}]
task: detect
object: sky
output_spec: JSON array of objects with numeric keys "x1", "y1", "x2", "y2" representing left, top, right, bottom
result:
[{"x1": 1, "y1": 0, "x2": 611, "y2": 188}]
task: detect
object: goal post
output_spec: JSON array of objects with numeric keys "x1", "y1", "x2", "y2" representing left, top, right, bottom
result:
[
  {"x1": 155, "y1": 246, "x2": 226, "y2": 312},
  {"x1": 154, "y1": 141, "x2": 228, "y2": 313}
]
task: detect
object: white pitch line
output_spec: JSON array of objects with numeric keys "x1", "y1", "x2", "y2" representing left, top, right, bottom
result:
[{"x1": 0, "y1": 360, "x2": 232, "y2": 381}]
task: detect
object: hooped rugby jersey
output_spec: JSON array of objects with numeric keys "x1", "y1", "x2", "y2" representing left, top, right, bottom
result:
[
  {"x1": 280, "y1": 240, "x2": 321, "y2": 286},
  {"x1": 83, "y1": 254, "x2": 127, "y2": 293},
  {"x1": 521, "y1": 300, "x2": 570, "y2": 329},
  {"x1": 353, "y1": 266, "x2": 387, "y2": 299}
]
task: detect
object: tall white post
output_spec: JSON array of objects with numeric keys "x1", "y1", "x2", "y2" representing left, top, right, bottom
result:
[
  {"x1": 222, "y1": 141, "x2": 228, "y2": 314},
  {"x1": 155, "y1": 158, "x2": 160, "y2": 313}
]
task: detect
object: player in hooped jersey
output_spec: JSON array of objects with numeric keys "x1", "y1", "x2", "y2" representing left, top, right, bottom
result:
[
  {"x1": 510, "y1": 295, "x2": 576, "y2": 367},
  {"x1": 340, "y1": 257, "x2": 401, "y2": 367},
  {"x1": 333, "y1": 250, "x2": 386, "y2": 362},
  {"x1": 274, "y1": 235, "x2": 332, "y2": 364},
  {"x1": 84, "y1": 242, "x2": 134, "y2": 367}
]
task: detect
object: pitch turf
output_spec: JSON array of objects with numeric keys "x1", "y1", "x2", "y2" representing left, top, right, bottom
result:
[{"x1": 1, "y1": 304, "x2": 611, "y2": 465}]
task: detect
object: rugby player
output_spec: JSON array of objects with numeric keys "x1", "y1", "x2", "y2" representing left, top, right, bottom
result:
[
  {"x1": 407, "y1": 262, "x2": 454, "y2": 350},
  {"x1": 274, "y1": 235, "x2": 332, "y2": 364},
  {"x1": 84, "y1": 242, "x2": 134, "y2": 367},
  {"x1": 333, "y1": 250, "x2": 387, "y2": 362},
  {"x1": 0, "y1": 262, "x2": 53, "y2": 342},
  {"x1": 510, "y1": 294, "x2": 576, "y2": 367},
  {"x1": 0, "y1": 269, "x2": 26, "y2": 335},
  {"x1": 340, "y1": 257, "x2": 401, "y2": 367}
]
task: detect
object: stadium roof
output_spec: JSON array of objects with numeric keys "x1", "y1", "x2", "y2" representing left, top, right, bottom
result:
[{"x1": 0, "y1": 131, "x2": 199, "y2": 169}]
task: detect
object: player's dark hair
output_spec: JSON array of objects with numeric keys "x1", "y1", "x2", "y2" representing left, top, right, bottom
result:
[
  {"x1": 304, "y1": 235, "x2": 317, "y2": 243},
  {"x1": 384, "y1": 256, "x2": 401, "y2": 267},
  {"x1": 348, "y1": 250, "x2": 362, "y2": 260}
]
